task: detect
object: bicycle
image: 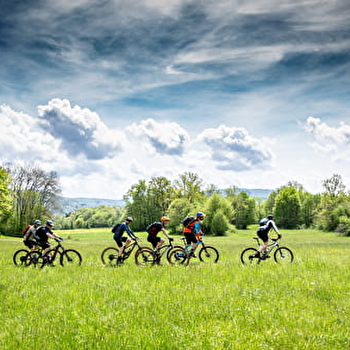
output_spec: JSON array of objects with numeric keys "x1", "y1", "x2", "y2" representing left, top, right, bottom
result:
[
  {"x1": 240, "y1": 236, "x2": 294, "y2": 265},
  {"x1": 101, "y1": 238, "x2": 155, "y2": 267},
  {"x1": 25, "y1": 238, "x2": 82, "y2": 268},
  {"x1": 168, "y1": 236, "x2": 220, "y2": 266}
]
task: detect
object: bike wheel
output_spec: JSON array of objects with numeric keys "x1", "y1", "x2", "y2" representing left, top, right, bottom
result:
[
  {"x1": 168, "y1": 248, "x2": 189, "y2": 266},
  {"x1": 101, "y1": 247, "x2": 119, "y2": 266},
  {"x1": 240, "y1": 248, "x2": 261, "y2": 265},
  {"x1": 61, "y1": 249, "x2": 82, "y2": 267},
  {"x1": 199, "y1": 246, "x2": 219, "y2": 263},
  {"x1": 13, "y1": 249, "x2": 29, "y2": 266},
  {"x1": 274, "y1": 247, "x2": 294, "y2": 264},
  {"x1": 25, "y1": 251, "x2": 45, "y2": 268},
  {"x1": 135, "y1": 248, "x2": 156, "y2": 267},
  {"x1": 44, "y1": 249, "x2": 63, "y2": 267}
]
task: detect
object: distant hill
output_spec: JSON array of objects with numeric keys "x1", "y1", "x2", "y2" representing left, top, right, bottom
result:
[
  {"x1": 57, "y1": 197, "x2": 124, "y2": 214},
  {"x1": 56, "y1": 188, "x2": 272, "y2": 214}
]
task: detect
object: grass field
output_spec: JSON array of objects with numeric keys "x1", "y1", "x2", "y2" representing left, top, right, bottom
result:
[{"x1": 1, "y1": 228, "x2": 349, "y2": 349}]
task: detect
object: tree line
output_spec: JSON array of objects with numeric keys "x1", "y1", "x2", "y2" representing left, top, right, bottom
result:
[{"x1": 1, "y1": 163, "x2": 350, "y2": 236}]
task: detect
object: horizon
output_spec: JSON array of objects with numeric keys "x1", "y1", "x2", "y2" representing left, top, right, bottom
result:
[{"x1": 1, "y1": 0, "x2": 350, "y2": 199}]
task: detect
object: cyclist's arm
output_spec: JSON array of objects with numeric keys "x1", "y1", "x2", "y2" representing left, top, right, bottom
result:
[
  {"x1": 124, "y1": 225, "x2": 137, "y2": 240},
  {"x1": 161, "y1": 228, "x2": 173, "y2": 240}
]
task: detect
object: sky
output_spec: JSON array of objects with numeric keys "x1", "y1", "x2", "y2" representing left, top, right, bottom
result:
[{"x1": 1, "y1": 0, "x2": 350, "y2": 199}]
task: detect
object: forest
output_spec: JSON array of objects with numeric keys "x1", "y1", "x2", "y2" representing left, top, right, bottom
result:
[{"x1": 1, "y1": 163, "x2": 350, "y2": 236}]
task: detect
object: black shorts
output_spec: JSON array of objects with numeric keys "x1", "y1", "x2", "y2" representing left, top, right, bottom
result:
[
  {"x1": 113, "y1": 235, "x2": 128, "y2": 247},
  {"x1": 36, "y1": 240, "x2": 50, "y2": 249},
  {"x1": 147, "y1": 235, "x2": 161, "y2": 248},
  {"x1": 257, "y1": 227, "x2": 269, "y2": 242},
  {"x1": 24, "y1": 239, "x2": 37, "y2": 249},
  {"x1": 184, "y1": 232, "x2": 198, "y2": 245}
]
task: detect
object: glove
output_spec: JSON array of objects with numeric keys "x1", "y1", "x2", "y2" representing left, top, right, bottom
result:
[
  {"x1": 278, "y1": 234, "x2": 282, "y2": 239},
  {"x1": 169, "y1": 237, "x2": 174, "y2": 241}
]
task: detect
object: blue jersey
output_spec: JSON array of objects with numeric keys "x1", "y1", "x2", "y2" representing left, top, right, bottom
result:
[{"x1": 114, "y1": 222, "x2": 135, "y2": 239}]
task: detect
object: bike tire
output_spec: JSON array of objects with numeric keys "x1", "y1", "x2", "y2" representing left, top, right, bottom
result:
[
  {"x1": 13, "y1": 249, "x2": 29, "y2": 266},
  {"x1": 25, "y1": 250, "x2": 45, "y2": 268},
  {"x1": 61, "y1": 249, "x2": 82, "y2": 267},
  {"x1": 199, "y1": 246, "x2": 219, "y2": 263},
  {"x1": 101, "y1": 247, "x2": 119, "y2": 266},
  {"x1": 168, "y1": 248, "x2": 189, "y2": 266},
  {"x1": 135, "y1": 248, "x2": 156, "y2": 267},
  {"x1": 274, "y1": 247, "x2": 294, "y2": 264},
  {"x1": 240, "y1": 248, "x2": 260, "y2": 265}
]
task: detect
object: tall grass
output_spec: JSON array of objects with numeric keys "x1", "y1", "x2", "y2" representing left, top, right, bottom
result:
[{"x1": 0, "y1": 229, "x2": 349, "y2": 349}]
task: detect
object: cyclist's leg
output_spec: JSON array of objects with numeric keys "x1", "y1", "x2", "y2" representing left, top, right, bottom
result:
[
  {"x1": 155, "y1": 237, "x2": 165, "y2": 251},
  {"x1": 257, "y1": 231, "x2": 269, "y2": 255},
  {"x1": 113, "y1": 235, "x2": 125, "y2": 259},
  {"x1": 185, "y1": 233, "x2": 198, "y2": 257},
  {"x1": 148, "y1": 235, "x2": 161, "y2": 253}
]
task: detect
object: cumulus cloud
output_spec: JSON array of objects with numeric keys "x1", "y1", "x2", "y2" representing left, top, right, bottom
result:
[
  {"x1": 37, "y1": 99, "x2": 123, "y2": 160},
  {"x1": 197, "y1": 125, "x2": 274, "y2": 171},
  {"x1": 128, "y1": 118, "x2": 189, "y2": 156},
  {"x1": 305, "y1": 116, "x2": 350, "y2": 153},
  {"x1": 0, "y1": 104, "x2": 60, "y2": 163}
]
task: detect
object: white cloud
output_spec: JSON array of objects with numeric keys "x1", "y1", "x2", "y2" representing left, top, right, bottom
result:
[
  {"x1": 127, "y1": 118, "x2": 189, "y2": 156},
  {"x1": 197, "y1": 125, "x2": 274, "y2": 171},
  {"x1": 37, "y1": 99, "x2": 124, "y2": 160}
]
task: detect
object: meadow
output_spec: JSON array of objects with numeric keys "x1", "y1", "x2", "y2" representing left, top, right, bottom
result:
[{"x1": 1, "y1": 228, "x2": 349, "y2": 349}]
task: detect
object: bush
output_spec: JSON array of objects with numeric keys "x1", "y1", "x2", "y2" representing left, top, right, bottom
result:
[{"x1": 210, "y1": 211, "x2": 229, "y2": 236}]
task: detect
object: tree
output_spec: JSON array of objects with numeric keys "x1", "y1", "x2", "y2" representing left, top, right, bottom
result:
[
  {"x1": 0, "y1": 167, "x2": 12, "y2": 231},
  {"x1": 4, "y1": 164, "x2": 61, "y2": 235},
  {"x1": 234, "y1": 192, "x2": 256, "y2": 229},
  {"x1": 204, "y1": 192, "x2": 233, "y2": 235},
  {"x1": 274, "y1": 187, "x2": 301, "y2": 229},
  {"x1": 124, "y1": 177, "x2": 174, "y2": 231},
  {"x1": 211, "y1": 210, "x2": 230, "y2": 236},
  {"x1": 173, "y1": 172, "x2": 205, "y2": 203}
]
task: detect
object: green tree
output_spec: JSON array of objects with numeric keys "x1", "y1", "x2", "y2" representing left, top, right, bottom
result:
[
  {"x1": 204, "y1": 192, "x2": 233, "y2": 235},
  {"x1": 274, "y1": 187, "x2": 301, "y2": 228},
  {"x1": 173, "y1": 172, "x2": 205, "y2": 203},
  {"x1": 211, "y1": 210, "x2": 230, "y2": 236},
  {"x1": 0, "y1": 167, "x2": 12, "y2": 232},
  {"x1": 234, "y1": 192, "x2": 256, "y2": 229}
]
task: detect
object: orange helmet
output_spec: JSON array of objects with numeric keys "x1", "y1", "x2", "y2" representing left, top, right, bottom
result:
[{"x1": 160, "y1": 216, "x2": 171, "y2": 222}]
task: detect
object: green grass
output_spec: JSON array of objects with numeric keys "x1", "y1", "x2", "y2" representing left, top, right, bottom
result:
[{"x1": 1, "y1": 229, "x2": 350, "y2": 349}]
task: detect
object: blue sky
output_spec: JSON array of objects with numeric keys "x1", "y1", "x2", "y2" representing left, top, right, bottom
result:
[{"x1": 1, "y1": 0, "x2": 350, "y2": 199}]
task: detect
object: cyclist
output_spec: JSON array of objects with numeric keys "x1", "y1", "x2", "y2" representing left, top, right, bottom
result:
[
  {"x1": 113, "y1": 217, "x2": 137, "y2": 263},
  {"x1": 23, "y1": 220, "x2": 41, "y2": 250},
  {"x1": 34, "y1": 220, "x2": 62, "y2": 255},
  {"x1": 146, "y1": 217, "x2": 173, "y2": 254},
  {"x1": 183, "y1": 212, "x2": 205, "y2": 257},
  {"x1": 254, "y1": 214, "x2": 281, "y2": 257}
]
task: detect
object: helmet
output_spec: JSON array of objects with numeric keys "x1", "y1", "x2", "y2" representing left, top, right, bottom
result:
[
  {"x1": 267, "y1": 215, "x2": 274, "y2": 220},
  {"x1": 34, "y1": 220, "x2": 41, "y2": 225},
  {"x1": 46, "y1": 220, "x2": 54, "y2": 227},
  {"x1": 196, "y1": 212, "x2": 205, "y2": 220},
  {"x1": 126, "y1": 217, "x2": 133, "y2": 222},
  {"x1": 160, "y1": 216, "x2": 171, "y2": 222}
]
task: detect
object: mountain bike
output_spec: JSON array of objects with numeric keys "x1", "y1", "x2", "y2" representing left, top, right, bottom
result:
[
  {"x1": 168, "y1": 236, "x2": 219, "y2": 266},
  {"x1": 240, "y1": 236, "x2": 294, "y2": 265},
  {"x1": 25, "y1": 238, "x2": 82, "y2": 268},
  {"x1": 101, "y1": 238, "x2": 155, "y2": 267}
]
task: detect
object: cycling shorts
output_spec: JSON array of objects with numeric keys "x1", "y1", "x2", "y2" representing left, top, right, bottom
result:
[
  {"x1": 257, "y1": 227, "x2": 269, "y2": 243},
  {"x1": 36, "y1": 240, "x2": 50, "y2": 249},
  {"x1": 113, "y1": 235, "x2": 128, "y2": 247},
  {"x1": 147, "y1": 235, "x2": 161, "y2": 248},
  {"x1": 24, "y1": 239, "x2": 37, "y2": 249},
  {"x1": 184, "y1": 232, "x2": 198, "y2": 245}
]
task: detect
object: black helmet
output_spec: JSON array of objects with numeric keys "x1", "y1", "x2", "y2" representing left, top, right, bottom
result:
[{"x1": 267, "y1": 215, "x2": 274, "y2": 220}]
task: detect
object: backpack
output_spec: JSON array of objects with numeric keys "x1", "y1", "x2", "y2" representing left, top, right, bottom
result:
[
  {"x1": 111, "y1": 223, "x2": 121, "y2": 234},
  {"x1": 182, "y1": 216, "x2": 196, "y2": 228},
  {"x1": 146, "y1": 222, "x2": 162, "y2": 234},
  {"x1": 259, "y1": 218, "x2": 269, "y2": 226},
  {"x1": 22, "y1": 225, "x2": 31, "y2": 236}
]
